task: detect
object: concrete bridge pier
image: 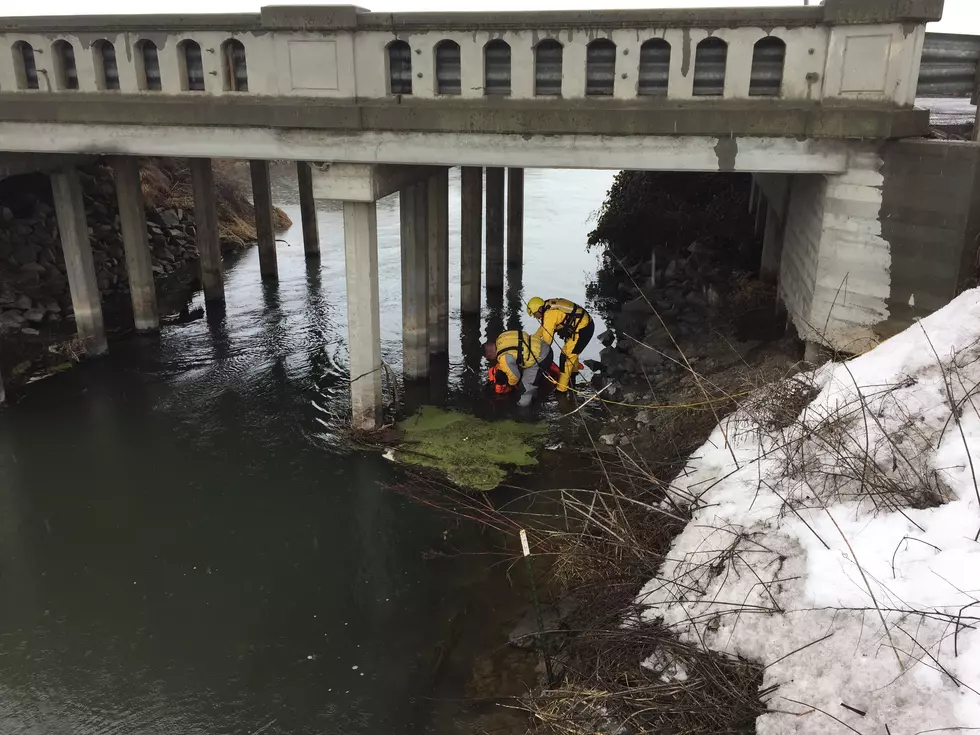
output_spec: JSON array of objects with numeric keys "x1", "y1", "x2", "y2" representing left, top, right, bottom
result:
[
  {"x1": 485, "y1": 167, "x2": 505, "y2": 293},
  {"x1": 296, "y1": 161, "x2": 320, "y2": 258},
  {"x1": 110, "y1": 156, "x2": 159, "y2": 331},
  {"x1": 507, "y1": 168, "x2": 524, "y2": 271},
  {"x1": 51, "y1": 167, "x2": 108, "y2": 356},
  {"x1": 427, "y1": 169, "x2": 450, "y2": 357},
  {"x1": 189, "y1": 158, "x2": 225, "y2": 305},
  {"x1": 460, "y1": 166, "x2": 483, "y2": 316},
  {"x1": 401, "y1": 180, "x2": 430, "y2": 380},
  {"x1": 249, "y1": 160, "x2": 279, "y2": 281},
  {"x1": 343, "y1": 200, "x2": 382, "y2": 430}
]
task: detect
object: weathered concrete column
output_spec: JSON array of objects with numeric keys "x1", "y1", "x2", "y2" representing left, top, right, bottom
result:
[
  {"x1": 460, "y1": 166, "x2": 483, "y2": 315},
  {"x1": 760, "y1": 202, "x2": 783, "y2": 284},
  {"x1": 343, "y1": 201, "x2": 382, "y2": 430},
  {"x1": 507, "y1": 168, "x2": 525, "y2": 270},
  {"x1": 110, "y1": 156, "x2": 158, "y2": 331},
  {"x1": 485, "y1": 167, "x2": 505, "y2": 292},
  {"x1": 51, "y1": 168, "x2": 107, "y2": 356},
  {"x1": 189, "y1": 158, "x2": 224, "y2": 304},
  {"x1": 400, "y1": 181, "x2": 430, "y2": 380},
  {"x1": 296, "y1": 161, "x2": 320, "y2": 257},
  {"x1": 249, "y1": 160, "x2": 278, "y2": 281},
  {"x1": 427, "y1": 169, "x2": 450, "y2": 356}
]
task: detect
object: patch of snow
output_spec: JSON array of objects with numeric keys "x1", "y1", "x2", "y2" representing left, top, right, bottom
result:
[{"x1": 638, "y1": 289, "x2": 980, "y2": 733}]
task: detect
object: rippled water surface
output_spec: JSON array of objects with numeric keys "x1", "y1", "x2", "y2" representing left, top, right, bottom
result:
[{"x1": 0, "y1": 167, "x2": 614, "y2": 734}]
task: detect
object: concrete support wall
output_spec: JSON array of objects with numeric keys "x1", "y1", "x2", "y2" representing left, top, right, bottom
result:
[
  {"x1": 111, "y1": 155, "x2": 159, "y2": 331},
  {"x1": 400, "y1": 182, "x2": 430, "y2": 379},
  {"x1": 249, "y1": 160, "x2": 279, "y2": 281},
  {"x1": 460, "y1": 166, "x2": 482, "y2": 315},
  {"x1": 189, "y1": 157, "x2": 224, "y2": 303},
  {"x1": 760, "y1": 201, "x2": 785, "y2": 284},
  {"x1": 296, "y1": 161, "x2": 320, "y2": 257},
  {"x1": 507, "y1": 168, "x2": 524, "y2": 270},
  {"x1": 485, "y1": 167, "x2": 505, "y2": 292},
  {"x1": 51, "y1": 167, "x2": 108, "y2": 356},
  {"x1": 427, "y1": 169, "x2": 450, "y2": 356},
  {"x1": 343, "y1": 200, "x2": 382, "y2": 430}
]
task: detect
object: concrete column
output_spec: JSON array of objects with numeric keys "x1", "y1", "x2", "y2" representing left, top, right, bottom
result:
[
  {"x1": 343, "y1": 201, "x2": 382, "y2": 431},
  {"x1": 51, "y1": 168, "x2": 108, "y2": 356},
  {"x1": 760, "y1": 202, "x2": 783, "y2": 284},
  {"x1": 427, "y1": 170, "x2": 450, "y2": 356},
  {"x1": 507, "y1": 168, "x2": 524, "y2": 270},
  {"x1": 400, "y1": 182, "x2": 429, "y2": 380},
  {"x1": 189, "y1": 158, "x2": 224, "y2": 304},
  {"x1": 485, "y1": 167, "x2": 505, "y2": 292},
  {"x1": 249, "y1": 160, "x2": 278, "y2": 281},
  {"x1": 296, "y1": 161, "x2": 320, "y2": 257},
  {"x1": 0, "y1": 369, "x2": 6, "y2": 404},
  {"x1": 460, "y1": 166, "x2": 483, "y2": 315},
  {"x1": 110, "y1": 156, "x2": 158, "y2": 332}
]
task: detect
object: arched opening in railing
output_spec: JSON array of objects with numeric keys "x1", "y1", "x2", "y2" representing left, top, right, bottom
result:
[
  {"x1": 135, "y1": 39, "x2": 162, "y2": 91},
  {"x1": 221, "y1": 39, "x2": 248, "y2": 92},
  {"x1": 586, "y1": 38, "x2": 616, "y2": 96},
  {"x1": 638, "y1": 39, "x2": 670, "y2": 97},
  {"x1": 484, "y1": 39, "x2": 511, "y2": 96},
  {"x1": 534, "y1": 39, "x2": 563, "y2": 96},
  {"x1": 12, "y1": 41, "x2": 38, "y2": 90},
  {"x1": 435, "y1": 40, "x2": 461, "y2": 95},
  {"x1": 92, "y1": 40, "x2": 119, "y2": 90},
  {"x1": 693, "y1": 37, "x2": 727, "y2": 96},
  {"x1": 387, "y1": 40, "x2": 412, "y2": 95},
  {"x1": 52, "y1": 40, "x2": 78, "y2": 90},
  {"x1": 179, "y1": 40, "x2": 205, "y2": 91},
  {"x1": 750, "y1": 36, "x2": 785, "y2": 97}
]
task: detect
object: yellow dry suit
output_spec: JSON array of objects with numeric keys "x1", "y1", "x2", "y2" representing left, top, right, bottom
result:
[{"x1": 532, "y1": 298, "x2": 595, "y2": 392}]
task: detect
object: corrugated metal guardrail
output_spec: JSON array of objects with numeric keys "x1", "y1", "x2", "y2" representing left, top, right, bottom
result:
[{"x1": 918, "y1": 32, "x2": 980, "y2": 99}]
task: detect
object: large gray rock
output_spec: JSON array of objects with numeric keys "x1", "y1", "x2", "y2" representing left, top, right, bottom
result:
[
  {"x1": 12, "y1": 243, "x2": 41, "y2": 265},
  {"x1": 0, "y1": 310, "x2": 26, "y2": 329},
  {"x1": 597, "y1": 328, "x2": 615, "y2": 347},
  {"x1": 0, "y1": 206, "x2": 13, "y2": 223},
  {"x1": 22, "y1": 308, "x2": 45, "y2": 324},
  {"x1": 159, "y1": 209, "x2": 180, "y2": 228},
  {"x1": 13, "y1": 294, "x2": 31, "y2": 311},
  {"x1": 20, "y1": 262, "x2": 47, "y2": 276}
]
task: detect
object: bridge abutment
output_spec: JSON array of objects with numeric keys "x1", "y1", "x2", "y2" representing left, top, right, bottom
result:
[
  {"x1": 296, "y1": 161, "x2": 320, "y2": 258},
  {"x1": 111, "y1": 156, "x2": 159, "y2": 332},
  {"x1": 249, "y1": 160, "x2": 279, "y2": 281},
  {"x1": 460, "y1": 166, "x2": 483, "y2": 316},
  {"x1": 189, "y1": 158, "x2": 225, "y2": 305},
  {"x1": 51, "y1": 167, "x2": 108, "y2": 357}
]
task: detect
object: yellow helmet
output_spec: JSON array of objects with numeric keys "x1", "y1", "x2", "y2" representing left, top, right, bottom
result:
[{"x1": 527, "y1": 297, "x2": 546, "y2": 317}]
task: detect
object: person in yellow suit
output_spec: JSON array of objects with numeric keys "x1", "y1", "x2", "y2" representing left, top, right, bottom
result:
[
  {"x1": 484, "y1": 330, "x2": 554, "y2": 407},
  {"x1": 527, "y1": 297, "x2": 595, "y2": 393}
]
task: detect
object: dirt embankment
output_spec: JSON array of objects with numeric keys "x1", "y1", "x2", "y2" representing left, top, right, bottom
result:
[{"x1": 0, "y1": 158, "x2": 291, "y2": 390}]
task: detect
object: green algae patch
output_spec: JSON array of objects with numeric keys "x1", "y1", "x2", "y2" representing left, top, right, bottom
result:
[{"x1": 395, "y1": 407, "x2": 548, "y2": 491}]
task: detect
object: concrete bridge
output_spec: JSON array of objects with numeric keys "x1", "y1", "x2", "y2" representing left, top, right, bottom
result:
[{"x1": 0, "y1": 0, "x2": 975, "y2": 428}]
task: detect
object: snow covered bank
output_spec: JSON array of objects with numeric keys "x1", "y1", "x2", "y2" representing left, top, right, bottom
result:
[{"x1": 638, "y1": 289, "x2": 980, "y2": 734}]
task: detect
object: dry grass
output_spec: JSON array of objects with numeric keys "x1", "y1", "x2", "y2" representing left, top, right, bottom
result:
[{"x1": 138, "y1": 158, "x2": 292, "y2": 246}]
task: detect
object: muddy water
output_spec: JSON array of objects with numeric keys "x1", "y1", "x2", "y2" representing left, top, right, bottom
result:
[{"x1": 0, "y1": 167, "x2": 614, "y2": 734}]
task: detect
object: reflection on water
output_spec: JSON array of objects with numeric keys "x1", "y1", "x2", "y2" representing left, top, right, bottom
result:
[{"x1": 0, "y1": 167, "x2": 615, "y2": 734}]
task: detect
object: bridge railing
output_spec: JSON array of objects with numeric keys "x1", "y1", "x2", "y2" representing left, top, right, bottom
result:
[{"x1": 0, "y1": 4, "x2": 930, "y2": 106}]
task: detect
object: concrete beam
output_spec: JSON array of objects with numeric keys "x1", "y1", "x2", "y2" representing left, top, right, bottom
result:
[
  {"x1": 0, "y1": 95, "x2": 930, "y2": 140},
  {"x1": 343, "y1": 200, "x2": 383, "y2": 431},
  {"x1": 400, "y1": 181, "x2": 429, "y2": 380},
  {"x1": 0, "y1": 153, "x2": 97, "y2": 180},
  {"x1": 50, "y1": 167, "x2": 108, "y2": 356},
  {"x1": 507, "y1": 168, "x2": 524, "y2": 270},
  {"x1": 0, "y1": 123, "x2": 854, "y2": 175},
  {"x1": 460, "y1": 166, "x2": 482, "y2": 316},
  {"x1": 110, "y1": 155, "x2": 159, "y2": 331},
  {"x1": 312, "y1": 163, "x2": 451, "y2": 202},
  {"x1": 249, "y1": 160, "x2": 278, "y2": 281},
  {"x1": 189, "y1": 157, "x2": 224, "y2": 303},
  {"x1": 486, "y1": 167, "x2": 505, "y2": 292},
  {"x1": 296, "y1": 161, "x2": 320, "y2": 257},
  {"x1": 427, "y1": 169, "x2": 449, "y2": 356}
]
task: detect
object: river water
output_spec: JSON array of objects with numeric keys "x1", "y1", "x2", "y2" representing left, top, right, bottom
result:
[{"x1": 0, "y1": 167, "x2": 614, "y2": 734}]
